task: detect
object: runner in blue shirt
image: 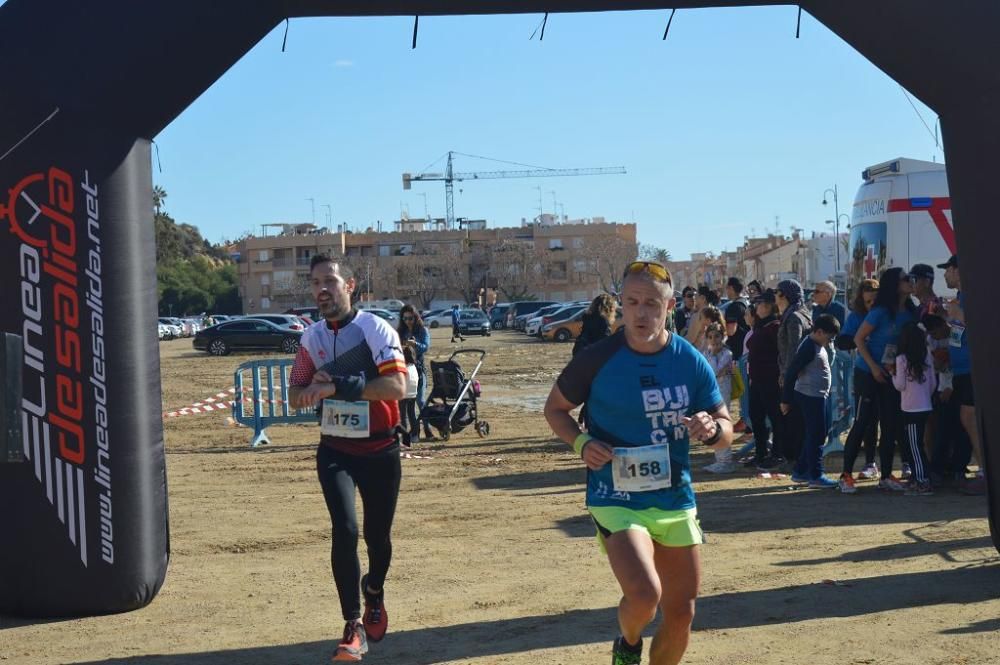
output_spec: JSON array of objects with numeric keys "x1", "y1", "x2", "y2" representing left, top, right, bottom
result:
[
  {"x1": 939, "y1": 255, "x2": 985, "y2": 495},
  {"x1": 853, "y1": 267, "x2": 916, "y2": 490},
  {"x1": 544, "y1": 261, "x2": 733, "y2": 665}
]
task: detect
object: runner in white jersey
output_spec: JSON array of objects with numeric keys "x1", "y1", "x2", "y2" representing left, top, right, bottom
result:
[
  {"x1": 544, "y1": 261, "x2": 734, "y2": 665},
  {"x1": 289, "y1": 255, "x2": 407, "y2": 662}
]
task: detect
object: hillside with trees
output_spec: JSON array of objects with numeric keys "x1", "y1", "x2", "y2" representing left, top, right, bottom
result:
[{"x1": 155, "y1": 186, "x2": 241, "y2": 316}]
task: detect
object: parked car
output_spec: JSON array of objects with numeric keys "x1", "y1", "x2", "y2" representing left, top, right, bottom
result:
[
  {"x1": 521, "y1": 304, "x2": 567, "y2": 334},
  {"x1": 505, "y1": 301, "x2": 557, "y2": 330},
  {"x1": 286, "y1": 307, "x2": 320, "y2": 324},
  {"x1": 180, "y1": 318, "x2": 204, "y2": 337},
  {"x1": 193, "y1": 318, "x2": 302, "y2": 356},
  {"x1": 157, "y1": 323, "x2": 171, "y2": 340},
  {"x1": 456, "y1": 309, "x2": 491, "y2": 336},
  {"x1": 542, "y1": 307, "x2": 624, "y2": 342},
  {"x1": 366, "y1": 308, "x2": 399, "y2": 325},
  {"x1": 250, "y1": 314, "x2": 307, "y2": 332},
  {"x1": 526, "y1": 304, "x2": 586, "y2": 336},
  {"x1": 157, "y1": 317, "x2": 182, "y2": 339},
  {"x1": 425, "y1": 310, "x2": 457, "y2": 329},
  {"x1": 489, "y1": 303, "x2": 511, "y2": 329}
]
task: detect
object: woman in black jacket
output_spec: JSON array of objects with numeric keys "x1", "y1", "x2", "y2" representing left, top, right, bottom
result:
[{"x1": 572, "y1": 293, "x2": 617, "y2": 356}]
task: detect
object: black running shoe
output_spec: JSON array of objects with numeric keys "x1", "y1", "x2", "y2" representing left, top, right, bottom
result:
[
  {"x1": 611, "y1": 636, "x2": 642, "y2": 665},
  {"x1": 755, "y1": 455, "x2": 787, "y2": 471}
]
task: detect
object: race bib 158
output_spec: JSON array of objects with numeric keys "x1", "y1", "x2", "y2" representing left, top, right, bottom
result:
[{"x1": 611, "y1": 444, "x2": 671, "y2": 492}]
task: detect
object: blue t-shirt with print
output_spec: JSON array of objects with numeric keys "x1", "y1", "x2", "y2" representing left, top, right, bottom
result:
[
  {"x1": 856, "y1": 306, "x2": 915, "y2": 373},
  {"x1": 556, "y1": 331, "x2": 724, "y2": 511}
]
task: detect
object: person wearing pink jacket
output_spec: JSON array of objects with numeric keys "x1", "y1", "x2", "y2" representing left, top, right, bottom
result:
[{"x1": 892, "y1": 322, "x2": 938, "y2": 495}]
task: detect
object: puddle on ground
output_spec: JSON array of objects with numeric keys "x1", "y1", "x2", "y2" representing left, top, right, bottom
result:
[{"x1": 480, "y1": 385, "x2": 549, "y2": 413}]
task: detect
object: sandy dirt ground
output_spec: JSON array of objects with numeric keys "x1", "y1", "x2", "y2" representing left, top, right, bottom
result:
[{"x1": 3, "y1": 328, "x2": 999, "y2": 665}]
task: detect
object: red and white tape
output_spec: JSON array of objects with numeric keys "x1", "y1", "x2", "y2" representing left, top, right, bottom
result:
[{"x1": 163, "y1": 388, "x2": 236, "y2": 418}]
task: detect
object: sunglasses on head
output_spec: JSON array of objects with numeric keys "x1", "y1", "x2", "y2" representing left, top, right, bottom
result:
[{"x1": 624, "y1": 261, "x2": 671, "y2": 283}]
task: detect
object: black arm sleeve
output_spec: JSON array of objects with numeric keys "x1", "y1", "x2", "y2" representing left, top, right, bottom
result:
[
  {"x1": 835, "y1": 334, "x2": 856, "y2": 351},
  {"x1": 555, "y1": 331, "x2": 625, "y2": 405}
]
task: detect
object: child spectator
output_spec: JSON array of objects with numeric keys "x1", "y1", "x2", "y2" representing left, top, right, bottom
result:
[
  {"x1": 892, "y1": 322, "x2": 937, "y2": 494},
  {"x1": 703, "y1": 322, "x2": 736, "y2": 473},
  {"x1": 780, "y1": 314, "x2": 841, "y2": 488}
]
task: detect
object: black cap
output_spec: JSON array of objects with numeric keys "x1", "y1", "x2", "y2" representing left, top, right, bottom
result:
[
  {"x1": 936, "y1": 255, "x2": 958, "y2": 269},
  {"x1": 909, "y1": 263, "x2": 935, "y2": 280},
  {"x1": 752, "y1": 288, "x2": 776, "y2": 304}
]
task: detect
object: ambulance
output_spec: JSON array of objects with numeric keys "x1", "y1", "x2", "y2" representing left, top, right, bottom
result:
[{"x1": 849, "y1": 157, "x2": 956, "y2": 296}]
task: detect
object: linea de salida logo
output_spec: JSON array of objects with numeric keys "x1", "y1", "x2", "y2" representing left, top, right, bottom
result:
[{"x1": 1, "y1": 167, "x2": 113, "y2": 566}]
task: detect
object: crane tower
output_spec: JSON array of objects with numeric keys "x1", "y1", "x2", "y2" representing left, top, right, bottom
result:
[{"x1": 403, "y1": 151, "x2": 626, "y2": 229}]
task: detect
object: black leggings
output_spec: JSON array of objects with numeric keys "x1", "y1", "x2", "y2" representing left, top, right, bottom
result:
[
  {"x1": 400, "y1": 398, "x2": 418, "y2": 437},
  {"x1": 843, "y1": 369, "x2": 882, "y2": 474},
  {"x1": 749, "y1": 382, "x2": 783, "y2": 460},
  {"x1": 317, "y1": 443, "x2": 402, "y2": 621}
]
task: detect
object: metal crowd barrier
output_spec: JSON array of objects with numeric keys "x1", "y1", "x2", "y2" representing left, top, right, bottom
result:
[{"x1": 232, "y1": 358, "x2": 316, "y2": 448}]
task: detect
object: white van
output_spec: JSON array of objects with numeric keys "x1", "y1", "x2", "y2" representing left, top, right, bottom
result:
[{"x1": 849, "y1": 157, "x2": 956, "y2": 296}]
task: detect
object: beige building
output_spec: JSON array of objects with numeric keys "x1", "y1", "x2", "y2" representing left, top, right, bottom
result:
[{"x1": 235, "y1": 220, "x2": 637, "y2": 313}]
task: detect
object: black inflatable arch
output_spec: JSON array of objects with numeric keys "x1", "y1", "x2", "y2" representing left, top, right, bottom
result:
[{"x1": 1, "y1": 1, "x2": 997, "y2": 617}]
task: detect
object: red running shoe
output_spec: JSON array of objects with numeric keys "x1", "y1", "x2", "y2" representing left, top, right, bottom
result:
[
  {"x1": 333, "y1": 621, "x2": 368, "y2": 662},
  {"x1": 361, "y1": 574, "x2": 388, "y2": 643}
]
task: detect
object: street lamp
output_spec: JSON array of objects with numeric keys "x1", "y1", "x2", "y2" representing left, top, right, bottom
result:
[{"x1": 822, "y1": 185, "x2": 842, "y2": 272}]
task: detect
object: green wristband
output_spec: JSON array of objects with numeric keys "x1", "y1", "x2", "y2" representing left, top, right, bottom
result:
[{"x1": 573, "y1": 433, "x2": 593, "y2": 456}]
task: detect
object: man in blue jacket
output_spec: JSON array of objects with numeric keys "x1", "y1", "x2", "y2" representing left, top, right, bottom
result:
[{"x1": 450, "y1": 304, "x2": 465, "y2": 343}]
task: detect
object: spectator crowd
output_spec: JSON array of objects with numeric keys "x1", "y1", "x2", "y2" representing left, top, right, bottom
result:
[{"x1": 672, "y1": 256, "x2": 984, "y2": 496}]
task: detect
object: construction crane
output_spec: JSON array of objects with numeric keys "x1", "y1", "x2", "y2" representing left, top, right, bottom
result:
[{"x1": 403, "y1": 151, "x2": 626, "y2": 229}]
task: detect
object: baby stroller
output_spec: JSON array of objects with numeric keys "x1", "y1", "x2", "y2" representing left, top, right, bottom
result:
[{"x1": 419, "y1": 348, "x2": 490, "y2": 441}]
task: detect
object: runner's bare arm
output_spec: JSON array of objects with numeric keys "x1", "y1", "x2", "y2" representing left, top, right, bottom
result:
[
  {"x1": 290, "y1": 383, "x2": 334, "y2": 409},
  {"x1": 361, "y1": 372, "x2": 407, "y2": 401},
  {"x1": 544, "y1": 383, "x2": 613, "y2": 470}
]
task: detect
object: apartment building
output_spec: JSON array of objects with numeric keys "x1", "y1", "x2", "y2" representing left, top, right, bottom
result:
[{"x1": 235, "y1": 220, "x2": 637, "y2": 313}]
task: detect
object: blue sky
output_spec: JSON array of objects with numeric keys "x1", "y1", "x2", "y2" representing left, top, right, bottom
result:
[{"x1": 148, "y1": 6, "x2": 941, "y2": 259}]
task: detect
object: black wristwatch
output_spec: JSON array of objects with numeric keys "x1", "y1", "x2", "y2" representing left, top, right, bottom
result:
[{"x1": 703, "y1": 419, "x2": 722, "y2": 445}]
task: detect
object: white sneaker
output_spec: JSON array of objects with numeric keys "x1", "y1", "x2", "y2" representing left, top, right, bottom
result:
[
  {"x1": 704, "y1": 460, "x2": 738, "y2": 474},
  {"x1": 858, "y1": 464, "x2": 880, "y2": 480}
]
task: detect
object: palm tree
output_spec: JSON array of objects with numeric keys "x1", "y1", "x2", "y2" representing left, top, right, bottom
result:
[{"x1": 153, "y1": 185, "x2": 167, "y2": 215}]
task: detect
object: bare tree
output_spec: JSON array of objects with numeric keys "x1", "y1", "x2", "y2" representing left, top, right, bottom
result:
[
  {"x1": 395, "y1": 259, "x2": 446, "y2": 309},
  {"x1": 582, "y1": 236, "x2": 638, "y2": 295},
  {"x1": 271, "y1": 273, "x2": 312, "y2": 308},
  {"x1": 491, "y1": 239, "x2": 544, "y2": 301}
]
